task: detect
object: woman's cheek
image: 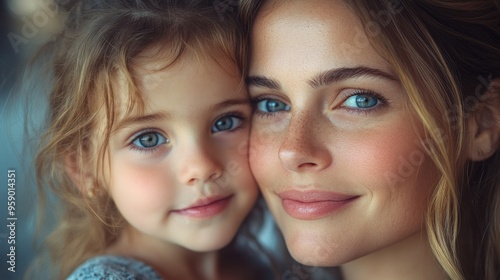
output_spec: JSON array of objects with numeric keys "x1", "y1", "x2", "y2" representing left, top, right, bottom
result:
[{"x1": 249, "y1": 128, "x2": 279, "y2": 183}]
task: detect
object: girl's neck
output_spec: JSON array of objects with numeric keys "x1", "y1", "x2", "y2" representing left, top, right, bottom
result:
[
  {"x1": 105, "y1": 226, "x2": 223, "y2": 280},
  {"x1": 340, "y1": 231, "x2": 447, "y2": 280}
]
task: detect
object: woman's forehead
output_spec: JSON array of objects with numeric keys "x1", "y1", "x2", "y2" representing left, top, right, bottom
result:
[{"x1": 250, "y1": 0, "x2": 394, "y2": 81}]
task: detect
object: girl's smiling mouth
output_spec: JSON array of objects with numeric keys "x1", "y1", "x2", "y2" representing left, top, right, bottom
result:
[{"x1": 171, "y1": 195, "x2": 233, "y2": 218}]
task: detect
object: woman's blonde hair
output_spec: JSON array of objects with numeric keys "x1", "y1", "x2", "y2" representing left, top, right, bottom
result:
[
  {"x1": 241, "y1": 0, "x2": 500, "y2": 279},
  {"x1": 35, "y1": 0, "x2": 249, "y2": 278}
]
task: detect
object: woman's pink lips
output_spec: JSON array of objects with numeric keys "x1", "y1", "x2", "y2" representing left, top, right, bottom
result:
[
  {"x1": 278, "y1": 190, "x2": 359, "y2": 220},
  {"x1": 172, "y1": 195, "x2": 232, "y2": 218}
]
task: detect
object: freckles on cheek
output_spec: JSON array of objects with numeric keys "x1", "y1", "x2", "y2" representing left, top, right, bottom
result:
[{"x1": 249, "y1": 137, "x2": 279, "y2": 191}]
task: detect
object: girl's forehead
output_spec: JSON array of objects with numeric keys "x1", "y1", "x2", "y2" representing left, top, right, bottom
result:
[
  {"x1": 108, "y1": 52, "x2": 242, "y2": 126},
  {"x1": 132, "y1": 48, "x2": 239, "y2": 79}
]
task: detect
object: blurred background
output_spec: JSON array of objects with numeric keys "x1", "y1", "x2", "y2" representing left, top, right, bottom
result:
[{"x1": 1, "y1": 0, "x2": 63, "y2": 279}]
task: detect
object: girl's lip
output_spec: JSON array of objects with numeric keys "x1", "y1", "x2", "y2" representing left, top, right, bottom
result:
[
  {"x1": 277, "y1": 190, "x2": 359, "y2": 220},
  {"x1": 172, "y1": 195, "x2": 233, "y2": 218}
]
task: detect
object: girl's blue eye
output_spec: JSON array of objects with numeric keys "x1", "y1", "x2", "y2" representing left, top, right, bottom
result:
[
  {"x1": 211, "y1": 116, "x2": 243, "y2": 132},
  {"x1": 132, "y1": 132, "x2": 169, "y2": 149},
  {"x1": 343, "y1": 94, "x2": 380, "y2": 109},
  {"x1": 256, "y1": 99, "x2": 291, "y2": 113}
]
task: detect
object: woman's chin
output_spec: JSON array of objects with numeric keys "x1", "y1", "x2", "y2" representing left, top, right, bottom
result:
[{"x1": 285, "y1": 238, "x2": 339, "y2": 267}]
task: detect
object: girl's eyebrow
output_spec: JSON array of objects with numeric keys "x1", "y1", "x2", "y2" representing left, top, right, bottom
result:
[
  {"x1": 113, "y1": 98, "x2": 249, "y2": 131},
  {"x1": 114, "y1": 112, "x2": 170, "y2": 131},
  {"x1": 246, "y1": 66, "x2": 398, "y2": 91},
  {"x1": 212, "y1": 98, "x2": 250, "y2": 111}
]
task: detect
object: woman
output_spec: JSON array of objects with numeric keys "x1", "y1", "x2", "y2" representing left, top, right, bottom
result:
[{"x1": 241, "y1": 0, "x2": 500, "y2": 279}]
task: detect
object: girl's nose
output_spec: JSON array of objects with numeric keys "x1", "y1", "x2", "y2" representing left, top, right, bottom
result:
[{"x1": 178, "y1": 143, "x2": 223, "y2": 185}]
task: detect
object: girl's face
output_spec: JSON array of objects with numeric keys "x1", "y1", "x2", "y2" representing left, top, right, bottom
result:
[
  {"x1": 248, "y1": 0, "x2": 439, "y2": 266},
  {"x1": 105, "y1": 53, "x2": 258, "y2": 252}
]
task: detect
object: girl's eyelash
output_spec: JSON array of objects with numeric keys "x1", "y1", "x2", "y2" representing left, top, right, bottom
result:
[
  {"x1": 127, "y1": 128, "x2": 166, "y2": 154},
  {"x1": 217, "y1": 111, "x2": 247, "y2": 122},
  {"x1": 126, "y1": 111, "x2": 248, "y2": 153},
  {"x1": 213, "y1": 110, "x2": 248, "y2": 132},
  {"x1": 129, "y1": 145, "x2": 160, "y2": 154}
]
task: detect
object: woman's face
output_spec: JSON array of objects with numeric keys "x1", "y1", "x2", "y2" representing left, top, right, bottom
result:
[{"x1": 248, "y1": 0, "x2": 439, "y2": 266}]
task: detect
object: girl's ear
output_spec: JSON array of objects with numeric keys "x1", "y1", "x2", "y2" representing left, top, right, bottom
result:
[
  {"x1": 467, "y1": 78, "x2": 500, "y2": 161},
  {"x1": 64, "y1": 152, "x2": 94, "y2": 196}
]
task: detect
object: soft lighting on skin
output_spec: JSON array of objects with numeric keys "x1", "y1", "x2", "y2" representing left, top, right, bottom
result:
[{"x1": 248, "y1": 0, "x2": 443, "y2": 278}]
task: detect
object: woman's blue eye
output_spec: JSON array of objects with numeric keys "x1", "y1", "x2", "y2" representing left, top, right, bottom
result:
[
  {"x1": 343, "y1": 94, "x2": 380, "y2": 109},
  {"x1": 212, "y1": 116, "x2": 242, "y2": 132},
  {"x1": 256, "y1": 99, "x2": 291, "y2": 113},
  {"x1": 132, "y1": 132, "x2": 169, "y2": 149}
]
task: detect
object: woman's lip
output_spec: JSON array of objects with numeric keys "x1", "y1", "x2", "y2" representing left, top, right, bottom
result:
[
  {"x1": 277, "y1": 190, "x2": 358, "y2": 202},
  {"x1": 172, "y1": 195, "x2": 233, "y2": 218},
  {"x1": 277, "y1": 190, "x2": 359, "y2": 220}
]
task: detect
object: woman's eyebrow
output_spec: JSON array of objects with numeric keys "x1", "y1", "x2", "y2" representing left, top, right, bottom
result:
[
  {"x1": 246, "y1": 67, "x2": 398, "y2": 91},
  {"x1": 309, "y1": 67, "x2": 398, "y2": 89},
  {"x1": 245, "y1": 76, "x2": 282, "y2": 90}
]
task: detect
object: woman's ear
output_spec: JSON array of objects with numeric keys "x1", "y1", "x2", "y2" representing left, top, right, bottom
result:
[{"x1": 467, "y1": 78, "x2": 500, "y2": 161}]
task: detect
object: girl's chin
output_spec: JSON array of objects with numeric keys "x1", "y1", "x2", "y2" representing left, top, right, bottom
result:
[{"x1": 181, "y1": 233, "x2": 235, "y2": 252}]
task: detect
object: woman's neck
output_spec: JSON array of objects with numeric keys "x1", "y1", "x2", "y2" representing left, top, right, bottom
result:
[
  {"x1": 105, "y1": 226, "x2": 223, "y2": 280},
  {"x1": 340, "y1": 231, "x2": 447, "y2": 280}
]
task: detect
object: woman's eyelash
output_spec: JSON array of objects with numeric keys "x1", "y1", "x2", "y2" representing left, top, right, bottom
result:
[
  {"x1": 250, "y1": 96, "x2": 291, "y2": 118},
  {"x1": 339, "y1": 89, "x2": 390, "y2": 114},
  {"x1": 343, "y1": 89, "x2": 388, "y2": 103},
  {"x1": 251, "y1": 90, "x2": 389, "y2": 118},
  {"x1": 250, "y1": 96, "x2": 266, "y2": 109}
]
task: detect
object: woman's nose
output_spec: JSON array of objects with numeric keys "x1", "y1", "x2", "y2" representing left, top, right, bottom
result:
[{"x1": 278, "y1": 113, "x2": 332, "y2": 173}]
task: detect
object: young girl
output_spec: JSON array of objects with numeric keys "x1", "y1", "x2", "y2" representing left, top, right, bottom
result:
[
  {"x1": 33, "y1": 0, "x2": 273, "y2": 279},
  {"x1": 241, "y1": 0, "x2": 500, "y2": 279}
]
